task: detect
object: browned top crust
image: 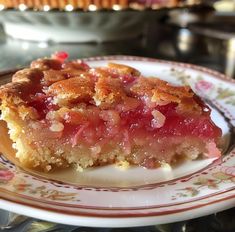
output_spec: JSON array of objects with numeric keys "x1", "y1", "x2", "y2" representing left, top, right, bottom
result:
[
  {"x1": 47, "y1": 76, "x2": 94, "y2": 104},
  {"x1": 30, "y1": 58, "x2": 62, "y2": 71},
  {"x1": 107, "y1": 63, "x2": 141, "y2": 76},
  {"x1": 94, "y1": 76, "x2": 126, "y2": 108},
  {"x1": 0, "y1": 57, "x2": 202, "y2": 114}
]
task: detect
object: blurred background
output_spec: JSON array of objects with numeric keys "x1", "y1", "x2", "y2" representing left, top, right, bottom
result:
[
  {"x1": 0, "y1": 0, "x2": 235, "y2": 231},
  {"x1": 0, "y1": 0, "x2": 234, "y2": 78}
]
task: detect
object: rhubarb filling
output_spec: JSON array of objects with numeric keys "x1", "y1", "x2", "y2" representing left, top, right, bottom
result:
[{"x1": 0, "y1": 53, "x2": 222, "y2": 171}]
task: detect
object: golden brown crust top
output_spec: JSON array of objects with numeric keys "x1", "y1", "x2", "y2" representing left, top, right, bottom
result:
[
  {"x1": 0, "y1": 68, "x2": 44, "y2": 104},
  {"x1": 47, "y1": 76, "x2": 94, "y2": 104},
  {"x1": 94, "y1": 76, "x2": 126, "y2": 108},
  {"x1": 130, "y1": 77, "x2": 167, "y2": 97},
  {"x1": 0, "y1": 57, "x2": 201, "y2": 114},
  {"x1": 107, "y1": 63, "x2": 141, "y2": 76},
  {"x1": 0, "y1": 82, "x2": 27, "y2": 104},
  {"x1": 30, "y1": 58, "x2": 62, "y2": 71},
  {"x1": 42, "y1": 69, "x2": 87, "y2": 85},
  {"x1": 12, "y1": 68, "x2": 44, "y2": 83},
  {"x1": 129, "y1": 76, "x2": 199, "y2": 114}
]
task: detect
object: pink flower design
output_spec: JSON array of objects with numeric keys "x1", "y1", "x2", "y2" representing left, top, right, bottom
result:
[
  {"x1": 0, "y1": 169, "x2": 14, "y2": 181},
  {"x1": 220, "y1": 166, "x2": 235, "y2": 177},
  {"x1": 195, "y1": 80, "x2": 214, "y2": 93}
]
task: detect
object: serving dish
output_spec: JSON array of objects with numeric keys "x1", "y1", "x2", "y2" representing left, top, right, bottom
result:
[
  {"x1": 0, "y1": 10, "x2": 152, "y2": 42},
  {"x1": 0, "y1": 56, "x2": 235, "y2": 227},
  {"x1": 0, "y1": 0, "x2": 202, "y2": 42}
]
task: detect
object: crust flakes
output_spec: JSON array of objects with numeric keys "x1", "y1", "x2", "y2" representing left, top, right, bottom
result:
[{"x1": 0, "y1": 58, "x2": 201, "y2": 114}]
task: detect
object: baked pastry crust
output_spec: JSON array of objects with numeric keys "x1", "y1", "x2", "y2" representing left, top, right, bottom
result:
[
  {"x1": 0, "y1": 60, "x2": 201, "y2": 111},
  {"x1": 0, "y1": 54, "x2": 222, "y2": 171},
  {"x1": 0, "y1": 0, "x2": 180, "y2": 11}
]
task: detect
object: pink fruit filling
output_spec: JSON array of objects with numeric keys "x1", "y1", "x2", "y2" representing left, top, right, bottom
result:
[
  {"x1": 0, "y1": 54, "x2": 223, "y2": 171},
  {"x1": 28, "y1": 95, "x2": 221, "y2": 139},
  {"x1": 26, "y1": 92, "x2": 222, "y2": 168}
]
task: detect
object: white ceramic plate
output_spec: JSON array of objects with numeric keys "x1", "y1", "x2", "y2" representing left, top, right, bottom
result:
[{"x1": 0, "y1": 56, "x2": 235, "y2": 228}]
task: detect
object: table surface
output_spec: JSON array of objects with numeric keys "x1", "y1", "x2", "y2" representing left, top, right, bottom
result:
[{"x1": 0, "y1": 20, "x2": 235, "y2": 232}]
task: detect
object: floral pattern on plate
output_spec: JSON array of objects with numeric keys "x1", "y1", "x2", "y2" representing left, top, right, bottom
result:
[
  {"x1": 172, "y1": 165, "x2": 235, "y2": 200},
  {"x1": 0, "y1": 56, "x2": 235, "y2": 227}
]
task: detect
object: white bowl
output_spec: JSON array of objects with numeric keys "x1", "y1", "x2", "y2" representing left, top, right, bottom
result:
[{"x1": 0, "y1": 10, "x2": 160, "y2": 42}]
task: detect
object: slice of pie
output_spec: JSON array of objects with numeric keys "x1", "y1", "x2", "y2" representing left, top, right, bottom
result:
[{"x1": 0, "y1": 53, "x2": 222, "y2": 171}]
